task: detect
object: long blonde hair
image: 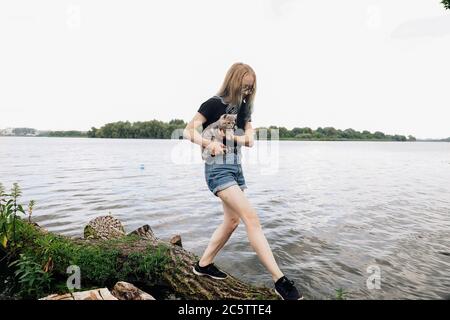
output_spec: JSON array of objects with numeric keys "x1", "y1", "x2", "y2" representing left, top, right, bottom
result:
[{"x1": 216, "y1": 62, "x2": 256, "y2": 121}]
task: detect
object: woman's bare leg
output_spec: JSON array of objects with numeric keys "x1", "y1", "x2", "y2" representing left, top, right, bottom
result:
[
  {"x1": 216, "y1": 185, "x2": 284, "y2": 282},
  {"x1": 199, "y1": 199, "x2": 241, "y2": 267}
]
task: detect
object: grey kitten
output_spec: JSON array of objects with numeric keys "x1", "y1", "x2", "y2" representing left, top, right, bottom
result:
[{"x1": 201, "y1": 113, "x2": 237, "y2": 160}]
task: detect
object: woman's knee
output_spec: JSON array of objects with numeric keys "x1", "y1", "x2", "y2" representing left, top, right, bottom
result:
[
  {"x1": 242, "y1": 210, "x2": 261, "y2": 229},
  {"x1": 224, "y1": 216, "x2": 240, "y2": 232}
]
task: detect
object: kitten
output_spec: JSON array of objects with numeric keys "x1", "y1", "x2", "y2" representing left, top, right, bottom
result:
[{"x1": 201, "y1": 113, "x2": 237, "y2": 160}]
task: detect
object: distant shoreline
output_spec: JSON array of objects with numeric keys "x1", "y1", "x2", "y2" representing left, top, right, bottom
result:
[
  {"x1": 2, "y1": 121, "x2": 449, "y2": 142},
  {"x1": 1, "y1": 135, "x2": 449, "y2": 142}
]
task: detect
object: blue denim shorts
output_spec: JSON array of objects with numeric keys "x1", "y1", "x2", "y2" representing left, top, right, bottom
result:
[{"x1": 204, "y1": 158, "x2": 247, "y2": 197}]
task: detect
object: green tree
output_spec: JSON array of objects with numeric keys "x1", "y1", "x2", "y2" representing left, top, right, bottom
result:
[
  {"x1": 291, "y1": 127, "x2": 303, "y2": 136},
  {"x1": 12, "y1": 128, "x2": 36, "y2": 136},
  {"x1": 313, "y1": 131, "x2": 324, "y2": 140},
  {"x1": 87, "y1": 127, "x2": 97, "y2": 138},
  {"x1": 300, "y1": 127, "x2": 313, "y2": 134},
  {"x1": 295, "y1": 133, "x2": 313, "y2": 140},
  {"x1": 373, "y1": 131, "x2": 385, "y2": 140},
  {"x1": 47, "y1": 130, "x2": 86, "y2": 137},
  {"x1": 393, "y1": 135, "x2": 407, "y2": 141},
  {"x1": 362, "y1": 130, "x2": 372, "y2": 140},
  {"x1": 323, "y1": 127, "x2": 337, "y2": 137},
  {"x1": 342, "y1": 128, "x2": 357, "y2": 139},
  {"x1": 443, "y1": 0, "x2": 450, "y2": 10},
  {"x1": 88, "y1": 119, "x2": 187, "y2": 139},
  {"x1": 316, "y1": 127, "x2": 325, "y2": 135},
  {"x1": 278, "y1": 127, "x2": 290, "y2": 138}
]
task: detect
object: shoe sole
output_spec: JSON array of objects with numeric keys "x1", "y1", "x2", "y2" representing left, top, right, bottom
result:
[
  {"x1": 192, "y1": 266, "x2": 228, "y2": 280},
  {"x1": 275, "y1": 289, "x2": 304, "y2": 300}
]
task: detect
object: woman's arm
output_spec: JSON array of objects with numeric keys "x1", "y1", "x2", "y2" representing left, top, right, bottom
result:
[
  {"x1": 183, "y1": 112, "x2": 226, "y2": 155},
  {"x1": 183, "y1": 112, "x2": 211, "y2": 148},
  {"x1": 230, "y1": 121, "x2": 255, "y2": 148}
]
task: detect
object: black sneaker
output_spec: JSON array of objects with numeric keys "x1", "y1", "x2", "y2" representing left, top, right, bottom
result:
[
  {"x1": 274, "y1": 276, "x2": 304, "y2": 300},
  {"x1": 192, "y1": 261, "x2": 228, "y2": 280}
]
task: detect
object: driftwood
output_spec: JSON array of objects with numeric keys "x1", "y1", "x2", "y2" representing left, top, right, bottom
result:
[
  {"x1": 170, "y1": 234, "x2": 183, "y2": 247},
  {"x1": 40, "y1": 288, "x2": 118, "y2": 300},
  {"x1": 112, "y1": 281, "x2": 155, "y2": 300},
  {"x1": 40, "y1": 282, "x2": 155, "y2": 300}
]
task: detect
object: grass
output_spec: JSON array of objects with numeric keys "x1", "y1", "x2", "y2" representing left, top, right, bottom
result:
[
  {"x1": 2, "y1": 218, "x2": 173, "y2": 298},
  {"x1": 0, "y1": 182, "x2": 176, "y2": 299},
  {"x1": 335, "y1": 288, "x2": 347, "y2": 300}
]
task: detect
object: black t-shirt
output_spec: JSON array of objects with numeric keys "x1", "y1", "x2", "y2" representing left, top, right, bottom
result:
[
  {"x1": 197, "y1": 95, "x2": 252, "y2": 132},
  {"x1": 197, "y1": 95, "x2": 252, "y2": 156}
]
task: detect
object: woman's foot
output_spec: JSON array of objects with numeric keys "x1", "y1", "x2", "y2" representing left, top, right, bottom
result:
[
  {"x1": 192, "y1": 261, "x2": 228, "y2": 280},
  {"x1": 274, "y1": 276, "x2": 304, "y2": 300}
]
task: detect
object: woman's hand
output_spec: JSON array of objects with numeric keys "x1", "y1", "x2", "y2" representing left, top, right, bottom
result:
[
  {"x1": 218, "y1": 128, "x2": 235, "y2": 142},
  {"x1": 206, "y1": 141, "x2": 226, "y2": 156}
]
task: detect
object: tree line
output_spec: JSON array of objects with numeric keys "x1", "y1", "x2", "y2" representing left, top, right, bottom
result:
[
  {"x1": 87, "y1": 119, "x2": 186, "y2": 139},
  {"x1": 255, "y1": 126, "x2": 416, "y2": 141},
  {"x1": 39, "y1": 131, "x2": 88, "y2": 137},
  {"x1": 85, "y1": 120, "x2": 417, "y2": 141},
  {"x1": 8, "y1": 121, "x2": 450, "y2": 142}
]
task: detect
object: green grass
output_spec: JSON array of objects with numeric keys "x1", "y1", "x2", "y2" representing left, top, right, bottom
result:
[
  {"x1": 3, "y1": 219, "x2": 173, "y2": 298},
  {"x1": 335, "y1": 288, "x2": 347, "y2": 300}
]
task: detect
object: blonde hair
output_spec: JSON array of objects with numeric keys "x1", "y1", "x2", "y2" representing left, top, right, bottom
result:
[{"x1": 216, "y1": 62, "x2": 256, "y2": 121}]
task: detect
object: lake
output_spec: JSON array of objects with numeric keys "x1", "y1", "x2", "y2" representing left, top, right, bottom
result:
[{"x1": 1, "y1": 136, "x2": 449, "y2": 299}]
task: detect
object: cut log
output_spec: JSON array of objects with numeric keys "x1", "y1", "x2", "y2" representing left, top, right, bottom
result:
[
  {"x1": 170, "y1": 234, "x2": 182, "y2": 248},
  {"x1": 99, "y1": 288, "x2": 120, "y2": 300},
  {"x1": 112, "y1": 281, "x2": 155, "y2": 300},
  {"x1": 83, "y1": 215, "x2": 125, "y2": 240}
]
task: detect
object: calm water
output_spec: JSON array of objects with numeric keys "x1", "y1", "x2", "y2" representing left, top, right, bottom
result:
[{"x1": 1, "y1": 136, "x2": 449, "y2": 299}]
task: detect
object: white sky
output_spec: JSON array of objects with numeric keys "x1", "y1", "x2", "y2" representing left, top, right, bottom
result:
[{"x1": 1, "y1": 0, "x2": 449, "y2": 139}]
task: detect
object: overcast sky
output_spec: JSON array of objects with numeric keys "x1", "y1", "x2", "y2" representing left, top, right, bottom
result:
[{"x1": 1, "y1": 0, "x2": 449, "y2": 139}]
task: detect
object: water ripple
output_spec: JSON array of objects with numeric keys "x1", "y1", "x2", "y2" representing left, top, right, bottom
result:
[{"x1": 1, "y1": 137, "x2": 449, "y2": 299}]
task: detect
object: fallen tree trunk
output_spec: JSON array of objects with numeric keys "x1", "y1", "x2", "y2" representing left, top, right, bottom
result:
[{"x1": 7, "y1": 216, "x2": 278, "y2": 300}]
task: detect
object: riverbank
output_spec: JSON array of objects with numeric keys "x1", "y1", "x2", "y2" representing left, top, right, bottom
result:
[
  {"x1": 2, "y1": 135, "x2": 449, "y2": 142},
  {"x1": 0, "y1": 216, "x2": 279, "y2": 300},
  {"x1": 5, "y1": 121, "x2": 448, "y2": 142},
  {"x1": 0, "y1": 196, "x2": 279, "y2": 300}
]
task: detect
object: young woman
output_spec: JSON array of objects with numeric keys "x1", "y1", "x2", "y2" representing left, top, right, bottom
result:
[{"x1": 183, "y1": 62, "x2": 303, "y2": 300}]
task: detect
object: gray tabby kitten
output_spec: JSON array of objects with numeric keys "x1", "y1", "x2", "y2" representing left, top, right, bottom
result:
[{"x1": 201, "y1": 113, "x2": 237, "y2": 160}]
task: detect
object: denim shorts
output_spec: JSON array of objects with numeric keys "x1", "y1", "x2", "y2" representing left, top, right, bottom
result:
[{"x1": 204, "y1": 156, "x2": 247, "y2": 197}]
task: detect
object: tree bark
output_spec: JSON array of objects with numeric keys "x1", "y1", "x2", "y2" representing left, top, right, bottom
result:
[
  {"x1": 112, "y1": 281, "x2": 155, "y2": 300},
  {"x1": 114, "y1": 224, "x2": 278, "y2": 300}
]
